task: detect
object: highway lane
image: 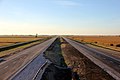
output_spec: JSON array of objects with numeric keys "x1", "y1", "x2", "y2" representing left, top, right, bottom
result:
[
  {"x1": 10, "y1": 54, "x2": 50, "y2": 80},
  {"x1": 87, "y1": 44, "x2": 120, "y2": 61},
  {"x1": 63, "y1": 37, "x2": 120, "y2": 80},
  {"x1": 0, "y1": 37, "x2": 57, "y2": 80}
]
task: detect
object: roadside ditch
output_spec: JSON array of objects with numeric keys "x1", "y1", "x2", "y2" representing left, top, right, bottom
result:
[
  {"x1": 41, "y1": 38, "x2": 72, "y2": 80},
  {"x1": 41, "y1": 37, "x2": 115, "y2": 80}
]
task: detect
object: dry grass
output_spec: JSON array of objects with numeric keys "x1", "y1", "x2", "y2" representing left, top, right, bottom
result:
[
  {"x1": 0, "y1": 41, "x2": 41, "y2": 57},
  {"x1": 0, "y1": 36, "x2": 51, "y2": 57},
  {"x1": 67, "y1": 36, "x2": 120, "y2": 51},
  {"x1": 0, "y1": 36, "x2": 48, "y2": 47}
]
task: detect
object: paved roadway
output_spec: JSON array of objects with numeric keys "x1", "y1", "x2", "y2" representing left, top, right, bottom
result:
[
  {"x1": 63, "y1": 37, "x2": 120, "y2": 80},
  {"x1": 0, "y1": 37, "x2": 57, "y2": 80}
]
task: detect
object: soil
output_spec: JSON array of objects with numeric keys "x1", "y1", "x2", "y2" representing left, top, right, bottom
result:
[
  {"x1": 41, "y1": 38, "x2": 115, "y2": 80},
  {"x1": 61, "y1": 39, "x2": 115, "y2": 80},
  {"x1": 41, "y1": 38, "x2": 72, "y2": 80}
]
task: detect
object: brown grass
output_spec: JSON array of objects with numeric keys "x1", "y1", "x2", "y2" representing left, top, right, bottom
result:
[
  {"x1": 0, "y1": 41, "x2": 42, "y2": 58},
  {"x1": 67, "y1": 36, "x2": 120, "y2": 51},
  {"x1": 0, "y1": 36, "x2": 48, "y2": 47},
  {"x1": 0, "y1": 36, "x2": 51, "y2": 57}
]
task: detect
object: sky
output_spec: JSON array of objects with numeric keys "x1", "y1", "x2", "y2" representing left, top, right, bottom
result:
[{"x1": 0, "y1": 0, "x2": 120, "y2": 35}]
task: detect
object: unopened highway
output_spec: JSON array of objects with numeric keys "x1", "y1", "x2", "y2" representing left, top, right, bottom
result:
[
  {"x1": 0, "y1": 37, "x2": 120, "y2": 80},
  {"x1": 63, "y1": 37, "x2": 120, "y2": 80},
  {"x1": 0, "y1": 37, "x2": 56, "y2": 80}
]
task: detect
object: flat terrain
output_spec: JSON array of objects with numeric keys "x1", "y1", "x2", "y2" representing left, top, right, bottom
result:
[
  {"x1": 0, "y1": 36, "x2": 120, "y2": 80},
  {"x1": 0, "y1": 35, "x2": 51, "y2": 58},
  {"x1": 0, "y1": 37, "x2": 56, "y2": 80},
  {"x1": 64, "y1": 37, "x2": 120, "y2": 80},
  {"x1": 0, "y1": 35, "x2": 47, "y2": 47},
  {"x1": 67, "y1": 36, "x2": 120, "y2": 51},
  {"x1": 61, "y1": 39, "x2": 114, "y2": 80}
]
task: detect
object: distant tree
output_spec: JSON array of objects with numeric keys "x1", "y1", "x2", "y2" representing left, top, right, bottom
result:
[
  {"x1": 94, "y1": 42, "x2": 97, "y2": 44},
  {"x1": 35, "y1": 34, "x2": 38, "y2": 38},
  {"x1": 116, "y1": 44, "x2": 120, "y2": 47},
  {"x1": 110, "y1": 44, "x2": 114, "y2": 46},
  {"x1": 28, "y1": 35, "x2": 32, "y2": 36},
  {"x1": 81, "y1": 40, "x2": 84, "y2": 42}
]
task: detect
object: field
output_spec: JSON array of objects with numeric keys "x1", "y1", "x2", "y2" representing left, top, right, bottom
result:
[
  {"x1": 0, "y1": 35, "x2": 48, "y2": 47},
  {"x1": 0, "y1": 35, "x2": 51, "y2": 57},
  {"x1": 67, "y1": 36, "x2": 120, "y2": 51}
]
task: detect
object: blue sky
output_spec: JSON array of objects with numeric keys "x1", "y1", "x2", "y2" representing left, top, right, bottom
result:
[{"x1": 0, "y1": 0, "x2": 120, "y2": 35}]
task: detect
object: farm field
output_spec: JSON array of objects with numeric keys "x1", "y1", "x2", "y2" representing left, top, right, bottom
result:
[
  {"x1": 67, "y1": 36, "x2": 120, "y2": 51},
  {"x1": 0, "y1": 35, "x2": 52, "y2": 57},
  {"x1": 0, "y1": 35, "x2": 48, "y2": 47}
]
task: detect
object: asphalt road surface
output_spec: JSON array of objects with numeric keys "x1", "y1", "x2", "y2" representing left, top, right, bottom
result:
[
  {"x1": 63, "y1": 37, "x2": 120, "y2": 80},
  {"x1": 0, "y1": 37, "x2": 56, "y2": 80}
]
